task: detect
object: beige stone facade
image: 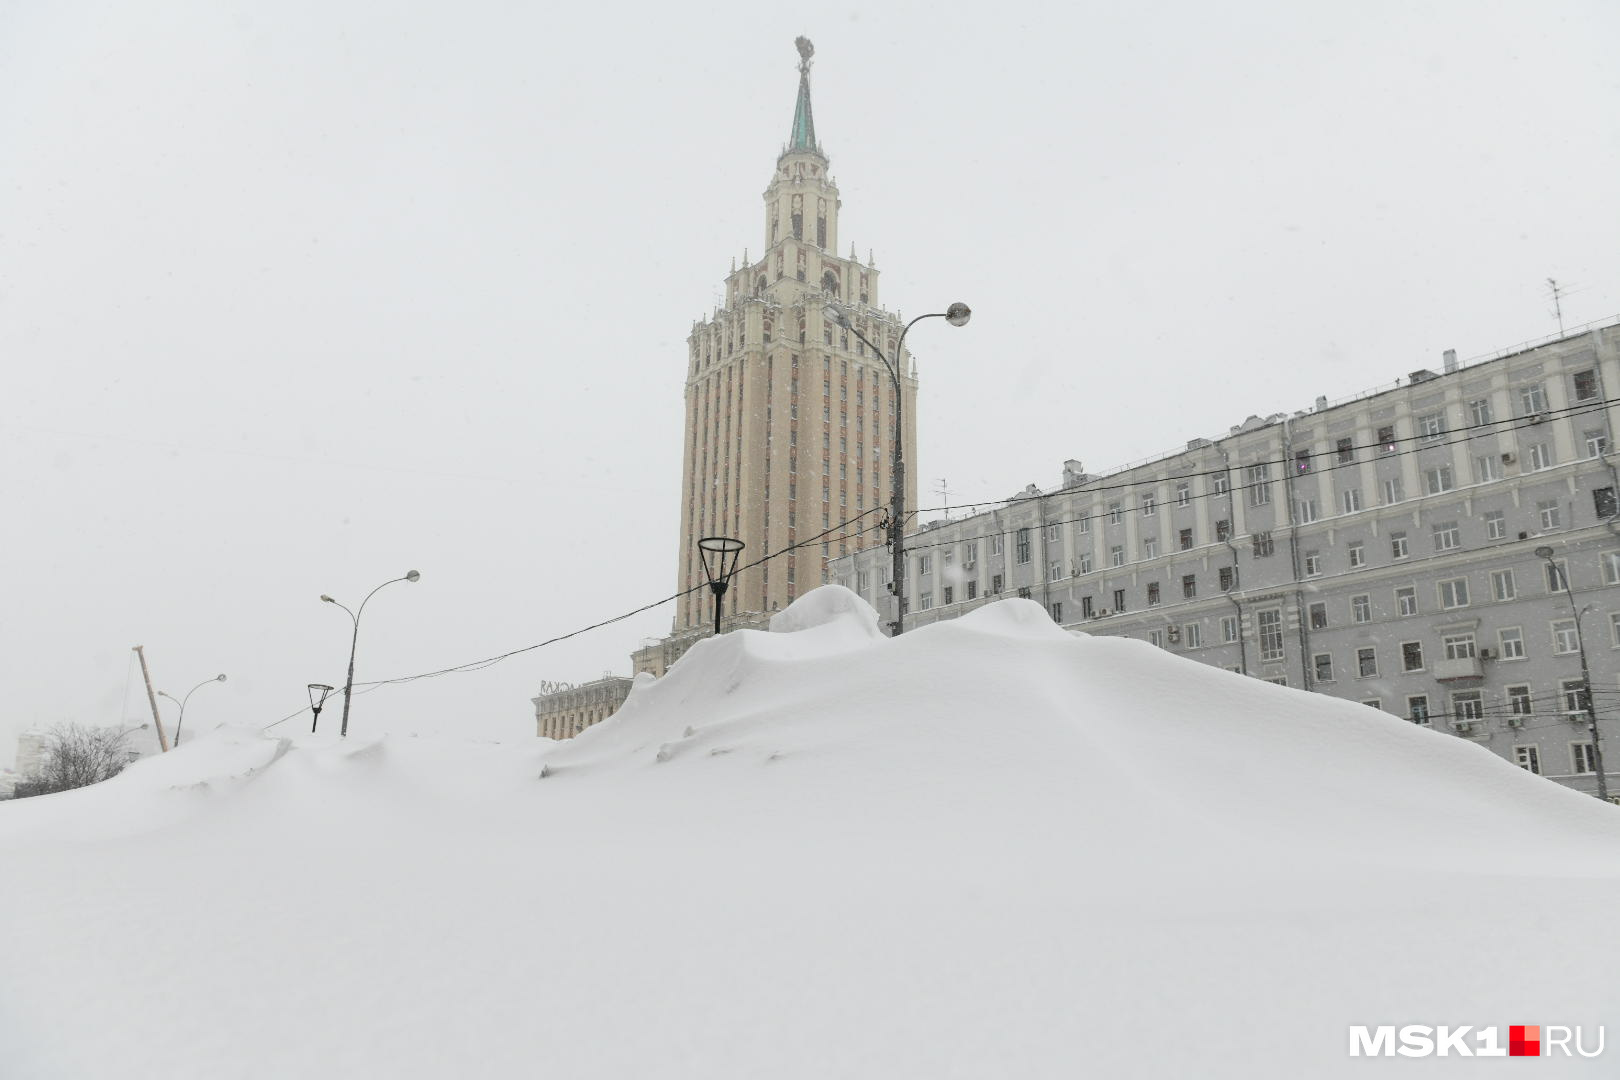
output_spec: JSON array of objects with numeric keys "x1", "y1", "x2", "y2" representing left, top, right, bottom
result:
[
  {"x1": 671, "y1": 42, "x2": 919, "y2": 635},
  {"x1": 534, "y1": 676, "x2": 632, "y2": 740}
]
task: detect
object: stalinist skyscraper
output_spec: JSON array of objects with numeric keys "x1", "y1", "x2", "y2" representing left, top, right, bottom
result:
[{"x1": 669, "y1": 38, "x2": 920, "y2": 637}]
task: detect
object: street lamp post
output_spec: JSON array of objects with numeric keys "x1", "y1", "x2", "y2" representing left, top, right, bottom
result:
[
  {"x1": 824, "y1": 300, "x2": 971, "y2": 636},
  {"x1": 696, "y1": 536, "x2": 745, "y2": 637},
  {"x1": 157, "y1": 674, "x2": 228, "y2": 748},
  {"x1": 321, "y1": 570, "x2": 420, "y2": 738},
  {"x1": 307, "y1": 683, "x2": 335, "y2": 734},
  {"x1": 1535, "y1": 546, "x2": 1606, "y2": 800}
]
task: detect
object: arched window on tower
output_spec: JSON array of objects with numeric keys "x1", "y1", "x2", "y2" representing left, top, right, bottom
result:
[
  {"x1": 821, "y1": 270, "x2": 839, "y2": 297},
  {"x1": 756, "y1": 275, "x2": 767, "y2": 295}
]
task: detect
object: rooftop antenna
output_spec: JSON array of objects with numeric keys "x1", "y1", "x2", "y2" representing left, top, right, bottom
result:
[
  {"x1": 1546, "y1": 278, "x2": 1568, "y2": 336},
  {"x1": 934, "y1": 478, "x2": 955, "y2": 518}
]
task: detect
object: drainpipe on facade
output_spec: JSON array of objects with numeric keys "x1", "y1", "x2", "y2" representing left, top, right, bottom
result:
[
  {"x1": 1038, "y1": 489, "x2": 1052, "y2": 615},
  {"x1": 1281, "y1": 415, "x2": 1313, "y2": 690},
  {"x1": 1218, "y1": 448, "x2": 1249, "y2": 677}
]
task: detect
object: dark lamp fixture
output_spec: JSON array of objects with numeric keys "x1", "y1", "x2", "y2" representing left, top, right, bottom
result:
[
  {"x1": 697, "y1": 536, "x2": 746, "y2": 637},
  {"x1": 307, "y1": 683, "x2": 336, "y2": 734}
]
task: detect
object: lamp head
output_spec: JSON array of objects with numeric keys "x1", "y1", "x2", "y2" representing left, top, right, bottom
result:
[
  {"x1": 945, "y1": 302, "x2": 972, "y2": 327},
  {"x1": 1534, "y1": 546, "x2": 1555, "y2": 559},
  {"x1": 823, "y1": 303, "x2": 851, "y2": 329},
  {"x1": 320, "y1": 595, "x2": 335, "y2": 603},
  {"x1": 405, "y1": 570, "x2": 421, "y2": 583},
  {"x1": 215, "y1": 674, "x2": 228, "y2": 683}
]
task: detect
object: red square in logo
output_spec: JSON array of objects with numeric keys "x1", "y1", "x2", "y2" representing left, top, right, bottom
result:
[{"x1": 1510, "y1": 1025, "x2": 1540, "y2": 1057}]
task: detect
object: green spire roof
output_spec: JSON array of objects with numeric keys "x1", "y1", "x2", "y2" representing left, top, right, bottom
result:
[{"x1": 789, "y1": 36, "x2": 818, "y2": 152}]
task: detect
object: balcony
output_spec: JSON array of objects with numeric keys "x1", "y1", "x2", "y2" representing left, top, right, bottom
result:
[{"x1": 1434, "y1": 656, "x2": 1484, "y2": 682}]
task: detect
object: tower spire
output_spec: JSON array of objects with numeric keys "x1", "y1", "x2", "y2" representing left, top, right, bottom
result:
[{"x1": 789, "y1": 37, "x2": 818, "y2": 153}]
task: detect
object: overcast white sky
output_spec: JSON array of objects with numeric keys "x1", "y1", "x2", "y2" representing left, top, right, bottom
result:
[{"x1": 2, "y1": 0, "x2": 1616, "y2": 768}]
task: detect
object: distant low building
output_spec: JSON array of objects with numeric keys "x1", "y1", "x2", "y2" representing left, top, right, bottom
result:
[{"x1": 534, "y1": 676, "x2": 634, "y2": 740}]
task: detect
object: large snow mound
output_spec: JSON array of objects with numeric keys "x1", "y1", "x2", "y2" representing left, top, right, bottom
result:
[{"x1": 2, "y1": 586, "x2": 1616, "y2": 1079}]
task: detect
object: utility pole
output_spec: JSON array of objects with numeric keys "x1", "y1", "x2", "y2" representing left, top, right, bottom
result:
[{"x1": 133, "y1": 645, "x2": 171, "y2": 752}]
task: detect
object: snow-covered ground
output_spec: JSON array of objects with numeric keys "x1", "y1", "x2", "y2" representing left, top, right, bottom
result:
[{"x1": 3, "y1": 587, "x2": 1617, "y2": 1078}]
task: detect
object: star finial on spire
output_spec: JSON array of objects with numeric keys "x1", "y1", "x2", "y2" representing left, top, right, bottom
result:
[{"x1": 788, "y1": 37, "x2": 818, "y2": 152}]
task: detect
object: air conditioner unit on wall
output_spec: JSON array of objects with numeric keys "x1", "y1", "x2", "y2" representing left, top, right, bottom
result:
[
  {"x1": 1501, "y1": 452, "x2": 1516, "y2": 465},
  {"x1": 1479, "y1": 648, "x2": 1495, "y2": 660}
]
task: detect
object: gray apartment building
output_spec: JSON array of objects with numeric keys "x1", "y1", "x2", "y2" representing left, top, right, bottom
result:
[{"x1": 833, "y1": 319, "x2": 1620, "y2": 797}]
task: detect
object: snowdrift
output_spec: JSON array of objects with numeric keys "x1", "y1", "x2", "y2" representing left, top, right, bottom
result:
[{"x1": 2, "y1": 587, "x2": 1616, "y2": 1079}]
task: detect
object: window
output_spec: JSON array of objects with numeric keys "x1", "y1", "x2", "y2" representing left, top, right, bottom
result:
[
  {"x1": 991, "y1": 534, "x2": 1004, "y2": 556},
  {"x1": 1584, "y1": 430, "x2": 1609, "y2": 458},
  {"x1": 1182, "y1": 574, "x2": 1197, "y2": 599},
  {"x1": 1257, "y1": 610, "x2": 1285, "y2": 662},
  {"x1": 1215, "y1": 519, "x2": 1231, "y2": 541},
  {"x1": 1077, "y1": 513, "x2": 1091, "y2": 534},
  {"x1": 991, "y1": 573, "x2": 1003, "y2": 593},
  {"x1": 1527, "y1": 443, "x2": 1554, "y2": 471},
  {"x1": 1573, "y1": 742, "x2": 1598, "y2": 775},
  {"x1": 1438, "y1": 578, "x2": 1470, "y2": 609},
  {"x1": 1401, "y1": 641, "x2": 1424, "y2": 672},
  {"x1": 1442, "y1": 633, "x2": 1476, "y2": 660},
  {"x1": 964, "y1": 541, "x2": 978, "y2": 565},
  {"x1": 1361, "y1": 699, "x2": 1382, "y2": 711},
  {"x1": 1221, "y1": 615, "x2": 1239, "y2": 643},
  {"x1": 1295, "y1": 449, "x2": 1312, "y2": 473},
  {"x1": 1296, "y1": 498, "x2": 1319, "y2": 523},
  {"x1": 1552, "y1": 620, "x2": 1579, "y2": 654},
  {"x1": 1490, "y1": 568, "x2": 1516, "y2": 602},
  {"x1": 1472, "y1": 454, "x2": 1501, "y2": 483},
  {"x1": 1181, "y1": 623, "x2": 1202, "y2": 648},
  {"x1": 1341, "y1": 488, "x2": 1363, "y2": 514},
  {"x1": 1498, "y1": 626, "x2": 1526, "y2": 660},
  {"x1": 1563, "y1": 680, "x2": 1591, "y2": 721},
  {"x1": 1313, "y1": 653, "x2": 1333, "y2": 682},
  {"x1": 1336, "y1": 437, "x2": 1354, "y2": 464},
  {"x1": 1113, "y1": 589, "x2": 1127, "y2": 612},
  {"x1": 1452, "y1": 691, "x2": 1484, "y2": 723},
  {"x1": 1047, "y1": 523, "x2": 1061, "y2": 541},
  {"x1": 1612, "y1": 611, "x2": 1620, "y2": 647},
  {"x1": 1147, "y1": 582, "x2": 1161, "y2": 606},
  {"x1": 1423, "y1": 465, "x2": 1454, "y2": 494},
  {"x1": 1519, "y1": 383, "x2": 1547, "y2": 415},
  {"x1": 1077, "y1": 551, "x2": 1093, "y2": 574},
  {"x1": 1573, "y1": 368, "x2": 1599, "y2": 401},
  {"x1": 1544, "y1": 560, "x2": 1567, "y2": 593},
  {"x1": 1079, "y1": 595, "x2": 1092, "y2": 617},
  {"x1": 1049, "y1": 601, "x2": 1062, "y2": 623},
  {"x1": 1418, "y1": 413, "x2": 1445, "y2": 441},
  {"x1": 1252, "y1": 531, "x2": 1274, "y2": 557},
  {"x1": 1141, "y1": 495, "x2": 1156, "y2": 517},
  {"x1": 1179, "y1": 528, "x2": 1194, "y2": 551},
  {"x1": 1265, "y1": 676, "x2": 1288, "y2": 686},
  {"x1": 1469, "y1": 398, "x2": 1494, "y2": 427},
  {"x1": 1348, "y1": 542, "x2": 1365, "y2": 568},
  {"x1": 1143, "y1": 536, "x2": 1159, "y2": 559},
  {"x1": 1308, "y1": 602, "x2": 1328, "y2": 629},
  {"x1": 1378, "y1": 425, "x2": 1397, "y2": 454},
  {"x1": 856, "y1": 569, "x2": 869, "y2": 593},
  {"x1": 1213, "y1": 475, "x2": 1230, "y2": 497},
  {"x1": 1407, "y1": 695, "x2": 1431, "y2": 726},
  {"x1": 1246, "y1": 464, "x2": 1271, "y2": 506},
  {"x1": 1016, "y1": 528, "x2": 1031, "y2": 563},
  {"x1": 966, "y1": 580, "x2": 977, "y2": 601},
  {"x1": 1390, "y1": 531, "x2": 1409, "y2": 559},
  {"x1": 1108, "y1": 502, "x2": 1123, "y2": 525},
  {"x1": 1048, "y1": 559, "x2": 1063, "y2": 582},
  {"x1": 1175, "y1": 483, "x2": 1190, "y2": 507},
  {"x1": 1432, "y1": 522, "x2": 1459, "y2": 551},
  {"x1": 1514, "y1": 745, "x2": 1541, "y2": 774},
  {"x1": 1356, "y1": 647, "x2": 1377, "y2": 678},
  {"x1": 918, "y1": 592, "x2": 933, "y2": 611},
  {"x1": 1484, "y1": 511, "x2": 1506, "y2": 540},
  {"x1": 1381, "y1": 477, "x2": 1404, "y2": 505},
  {"x1": 1596, "y1": 487, "x2": 1618, "y2": 519},
  {"x1": 1507, "y1": 685, "x2": 1533, "y2": 717},
  {"x1": 919, "y1": 553, "x2": 932, "y2": 575},
  {"x1": 1304, "y1": 551, "x2": 1322, "y2": 577},
  {"x1": 1109, "y1": 545, "x2": 1125, "y2": 568},
  {"x1": 1537, "y1": 500, "x2": 1561, "y2": 530},
  {"x1": 1395, "y1": 586, "x2": 1418, "y2": 616},
  {"x1": 1607, "y1": 552, "x2": 1620, "y2": 585},
  {"x1": 1351, "y1": 594, "x2": 1371, "y2": 623},
  {"x1": 1149, "y1": 630, "x2": 1165, "y2": 648}
]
